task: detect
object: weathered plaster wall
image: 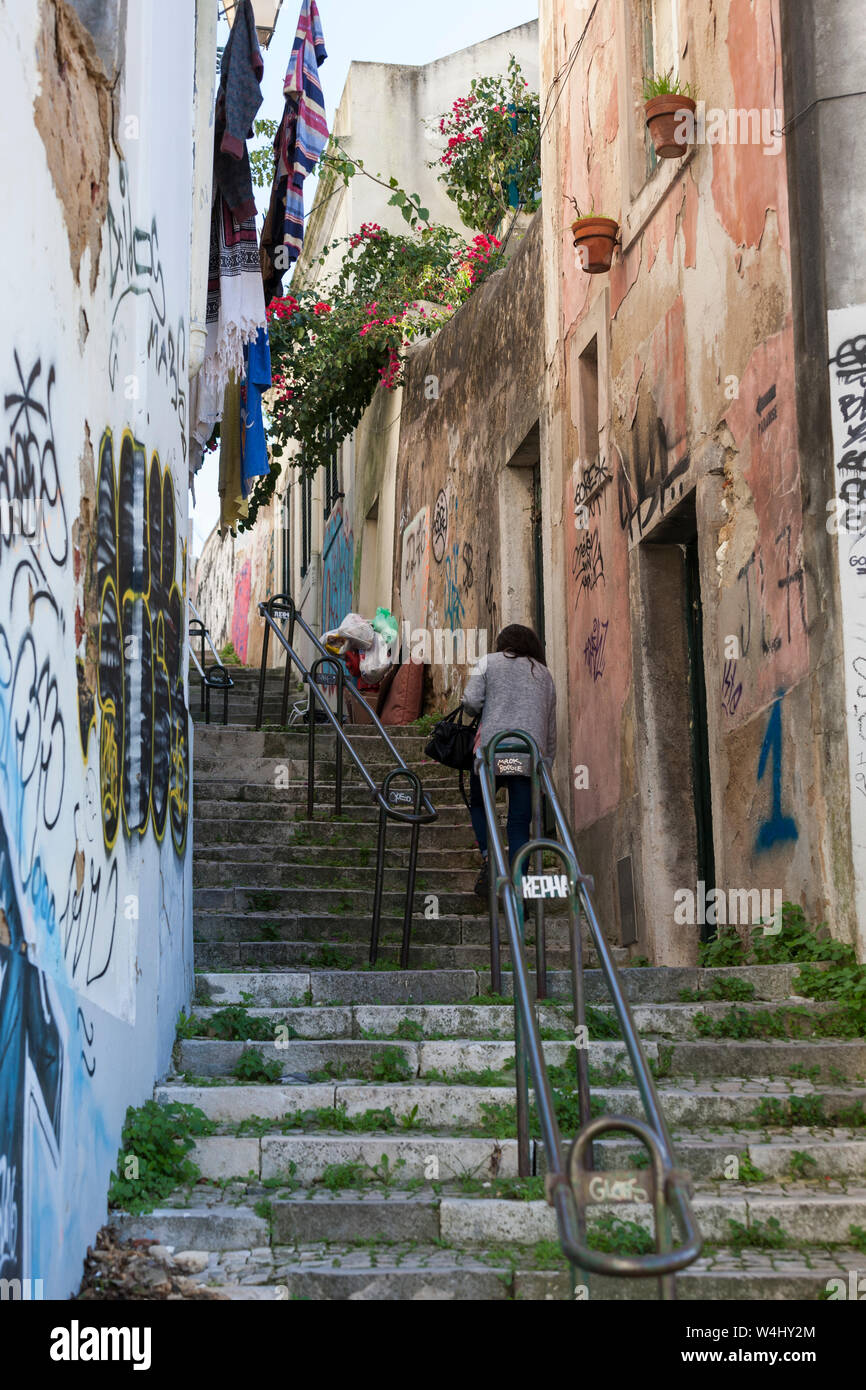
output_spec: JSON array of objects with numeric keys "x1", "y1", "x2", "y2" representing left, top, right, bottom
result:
[
  {"x1": 541, "y1": 0, "x2": 839, "y2": 961},
  {"x1": 390, "y1": 214, "x2": 544, "y2": 709},
  {"x1": 0, "y1": 0, "x2": 195, "y2": 1295}
]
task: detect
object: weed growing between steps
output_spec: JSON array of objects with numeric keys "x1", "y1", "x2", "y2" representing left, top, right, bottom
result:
[
  {"x1": 747, "y1": 1094, "x2": 866, "y2": 1127},
  {"x1": 232, "y1": 1049, "x2": 284, "y2": 1083},
  {"x1": 177, "y1": 1005, "x2": 298, "y2": 1043},
  {"x1": 679, "y1": 978, "x2": 757, "y2": 1003},
  {"x1": 690, "y1": 1003, "x2": 861, "y2": 1039},
  {"x1": 108, "y1": 1101, "x2": 215, "y2": 1215},
  {"x1": 701, "y1": 907, "x2": 866, "y2": 1034}
]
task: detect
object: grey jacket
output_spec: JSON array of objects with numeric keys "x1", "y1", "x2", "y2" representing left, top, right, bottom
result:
[{"x1": 463, "y1": 653, "x2": 557, "y2": 762}]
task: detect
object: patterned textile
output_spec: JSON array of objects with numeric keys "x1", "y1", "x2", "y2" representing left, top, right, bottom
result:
[
  {"x1": 262, "y1": 0, "x2": 328, "y2": 276},
  {"x1": 200, "y1": 195, "x2": 266, "y2": 402}
]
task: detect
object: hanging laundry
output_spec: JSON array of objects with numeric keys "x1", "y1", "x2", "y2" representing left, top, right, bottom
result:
[
  {"x1": 219, "y1": 373, "x2": 247, "y2": 534},
  {"x1": 213, "y1": 0, "x2": 264, "y2": 220},
  {"x1": 260, "y1": 0, "x2": 328, "y2": 296},
  {"x1": 240, "y1": 326, "x2": 272, "y2": 496},
  {"x1": 198, "y1": 194, "x2": 266, "y2": 421}
]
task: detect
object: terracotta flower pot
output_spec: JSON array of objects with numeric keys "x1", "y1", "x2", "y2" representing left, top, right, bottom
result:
[
  {"x1": 644, "y1": 95, "x2": 697, "y2": 159},
  {"x1": 571, "y1": 216, "x2": 619, "y2": 274}
]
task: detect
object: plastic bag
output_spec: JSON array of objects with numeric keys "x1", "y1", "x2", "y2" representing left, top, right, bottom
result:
[
  {"x1": 359, "y1": 632, "x2": 394, "y2": 685},
  {"x1": 323, "y1": 612, "x2": 374, "y2": 651},
  {"x1": 371, "y1": 607, "x2": 398, "y2": 645}
]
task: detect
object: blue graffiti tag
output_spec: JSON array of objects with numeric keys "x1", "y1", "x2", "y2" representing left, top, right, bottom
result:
[
  {"x1": 754, "y1": 692, "x2": 799, "y2": 853},
  {"x1": 443, "y1": 541, "x2": 465, "y2": 633}
]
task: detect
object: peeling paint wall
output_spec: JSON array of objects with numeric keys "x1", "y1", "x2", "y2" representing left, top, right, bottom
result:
[
  {"x1": 0, "y1": 0, "x2": 196, "y2": 1295},
  {"x1": 541, "y1": 0, "x2": 846, "y2": 961}
]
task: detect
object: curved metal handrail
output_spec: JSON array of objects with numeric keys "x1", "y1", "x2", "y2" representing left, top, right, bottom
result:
[
  {"x1": 256, "y1": 594, "x2": 438, "y2": 965},
  {"x1": 256, "y1": 593, "x2": 436, "y2": 820},
  {"x1": 188, "y1": 598, "x2": 234, "y2": 725},
  {"x1": 476, "y1": 728, "x2": 702, "y2": 1296}
]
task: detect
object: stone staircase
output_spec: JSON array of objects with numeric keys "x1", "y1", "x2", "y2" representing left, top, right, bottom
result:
[{"x1": 112, "y1": 673, "x2": 866, "y2": 1300}]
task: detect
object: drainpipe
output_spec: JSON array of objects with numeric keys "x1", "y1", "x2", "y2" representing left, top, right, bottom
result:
[{"x1": 189, "y1": 0, "x2": 218, "y2": 379}]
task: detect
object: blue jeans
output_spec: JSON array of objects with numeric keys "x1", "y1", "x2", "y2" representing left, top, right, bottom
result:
[{"x1": 468, "y1": 773, "x2": 533, "y2": 866}]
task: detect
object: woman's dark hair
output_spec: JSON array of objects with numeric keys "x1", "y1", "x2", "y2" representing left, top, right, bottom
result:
[{"x1": 495, "y1": 624, "x2": 547, "y2": 667}]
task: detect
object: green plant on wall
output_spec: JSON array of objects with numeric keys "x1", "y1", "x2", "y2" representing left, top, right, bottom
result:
[
  {"x1": 241, "y1": 146, "x2": 503, "y2": 531},
  {"x1": 430, "y1": 56, "x2": 541, "y2": 234}
]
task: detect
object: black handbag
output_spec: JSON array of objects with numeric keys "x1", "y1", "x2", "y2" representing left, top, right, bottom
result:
[{"x1": 424, "y1": 704, "x2": 479, "y2": 771}]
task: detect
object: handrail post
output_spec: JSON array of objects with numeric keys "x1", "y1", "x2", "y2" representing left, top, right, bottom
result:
[
  {"x1": 533, "y1": 771, "x2": 547, "y2": 1000},
  {"x1": 370, "y1": 803, "x2": 388, "y2": 965},
  {"x1": 257, "y1": 606, "x2": 271, "y2": 732},
  {"x1": 307, "y1": 673, "x2": 317, "y2": 822},
  {"x1": 334, "y1": 663, "x2": 344, "y2": 817},
  {"x1": 570, "y1": 895, "x2": 593, "y2": 1169}
]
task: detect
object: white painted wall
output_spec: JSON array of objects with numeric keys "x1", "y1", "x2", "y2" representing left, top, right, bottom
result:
[{"x1": 0, "y1": 0, "x2": 199, "y2": 1297}]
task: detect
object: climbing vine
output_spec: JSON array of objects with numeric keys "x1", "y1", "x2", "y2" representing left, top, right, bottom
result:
[{"x1": 238, "y1": 146, "x2": 502, "y2": 531}]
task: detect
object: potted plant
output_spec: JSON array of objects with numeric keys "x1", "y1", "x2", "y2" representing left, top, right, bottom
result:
[
  {"x1": 567, "y1": 198, "x2": 619, "y2": 274},
  {"x1": 643, "y1": 70, "x2": 697, "y2": 159}
]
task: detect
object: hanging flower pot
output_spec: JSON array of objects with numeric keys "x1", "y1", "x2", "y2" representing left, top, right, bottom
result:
[
  {"x1": 643, "y1": 71, "x2": 697, "y2": 160},
  {"x1": 570, "y1": 215, "x2": 620, "y2": 274}
]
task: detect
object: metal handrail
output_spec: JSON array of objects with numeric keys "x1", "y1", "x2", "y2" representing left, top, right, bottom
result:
[
  {"x1": 188, "y1": 598, "x2": 234, "y2": 725},
  {"x1": 475, "y1": 728, "x2": 702, "y2": 1296},
  {"x1": 256, "y1": 594, "x2": 438, "y2": 965}
]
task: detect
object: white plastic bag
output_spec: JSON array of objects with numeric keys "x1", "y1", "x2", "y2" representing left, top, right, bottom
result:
[
  {"x1": 324, "y1": 613, "x2": 375, "y2": 651},
  {"x1": 359, "y1": 632, "x2": 394, "y2": 684}
]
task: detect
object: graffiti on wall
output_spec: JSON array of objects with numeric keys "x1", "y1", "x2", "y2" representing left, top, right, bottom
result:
[
  {"x1": 231, "y1": 561, "x2": 251, "y2": 665},
  {"x1": 431, "y1": 489, "x2": 448, "y2": 564},
  {"x1": 583, "y1": 618, "x2": 609, "y2": 682},
  {"x1": 828, "y1": 309, "x2": 866, "y2": 922},
  {"x1": 754, "y1": 692, "x2": 799, "y2": 854},
  {"x1": 86, "y1": 429, "x2": 189, "y2": 855},
  {"x1": 107, "y1": 162, "x2": 187, "y2": 461},
  {"x1": 400, "y1": 505, "x2": 430, "y2": 637},
  {"x1": 0, "y1": 810, "x2": 65, "y2": 1281},
  {"x1": 322, "y1": 501, "x2": 354, "y2": 636}
]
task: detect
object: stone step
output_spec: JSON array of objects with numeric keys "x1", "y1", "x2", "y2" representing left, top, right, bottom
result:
[
  {"x1": 184, "y1": 997, "x2": 847, "y2": 1043},
  {"x1": 193, "y1": 808, "x2": 473, "y2": 839},
  {"x1": 193, "y1": 965, "x2": 772, "y2": 1009},
  {"x1": 177, "y1": 1034, "x2": 866, "y2": 1082},
  {"x1": 193, "y1": 841, "x2": 486, "y2": 869},
  {"x1": 187, "y1": 1000, "x2": 572, "y2": 1040},
  {"x1": 193, "y1": 885, "x2": 569, "y2": 919},
  {"x1": 158, "y1": 1075, "x2": 866, "y2": 1133},
  {"x1": 192, "y1": 862, "x2": 491, "y2": 893},
  {"x1": 196, "y1": 969, "x2": 480, "y2": 1005},
  {"x1": 193, "y1": 913, "x2": 601, "y2": 952},
  {"x1": 192, "y1": 941, "x2": 579, "y2": 972},
  {"x1": 175, "y1": 1035, "x2": 578, "y2": 1082}
]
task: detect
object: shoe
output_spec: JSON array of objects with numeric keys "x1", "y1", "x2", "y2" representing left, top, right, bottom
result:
[{"x1": 474, "y1": 856, "x2": 489, "y2": 900}]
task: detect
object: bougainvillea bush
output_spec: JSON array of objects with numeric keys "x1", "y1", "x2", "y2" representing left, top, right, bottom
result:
[
  {"x1": 430, "y1": 55, "x2": 541, "y2": 235},
  {"x1": 240, "y1": 215, "x2": 501, "y2": 529}
]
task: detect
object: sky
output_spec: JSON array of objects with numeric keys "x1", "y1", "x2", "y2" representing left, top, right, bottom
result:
[{"x1": 191, "y1": 0, "x2": 539, "y2": 555}]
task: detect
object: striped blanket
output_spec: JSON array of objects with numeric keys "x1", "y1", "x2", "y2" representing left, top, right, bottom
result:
[{"x1": 276, "y1": 0, "x2": 329, "y2": 263}]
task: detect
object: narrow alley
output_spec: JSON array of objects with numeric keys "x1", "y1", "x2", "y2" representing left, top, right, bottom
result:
[{"x1": 1, "y1": 0, "x2": 865, "y2": 1354}]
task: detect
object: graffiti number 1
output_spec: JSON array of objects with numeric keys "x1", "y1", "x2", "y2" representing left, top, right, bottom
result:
[{"x1": 754, "y1": 694, "x2": 799, "y2": 853}]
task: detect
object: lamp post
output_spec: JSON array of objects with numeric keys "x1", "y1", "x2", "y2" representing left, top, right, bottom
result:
[{"x1": 221, "y1": 0, "x2": 285, "y2": 51}]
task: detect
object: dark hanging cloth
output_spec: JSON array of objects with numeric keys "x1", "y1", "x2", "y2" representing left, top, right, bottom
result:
[{"x1": 213, "y1": 0, "x2": 264, "y2": 221}]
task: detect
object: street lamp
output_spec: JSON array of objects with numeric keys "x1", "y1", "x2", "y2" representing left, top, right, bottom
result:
[{"x1": 221, "y1": 0, "x2": 285, "y2": 51}]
